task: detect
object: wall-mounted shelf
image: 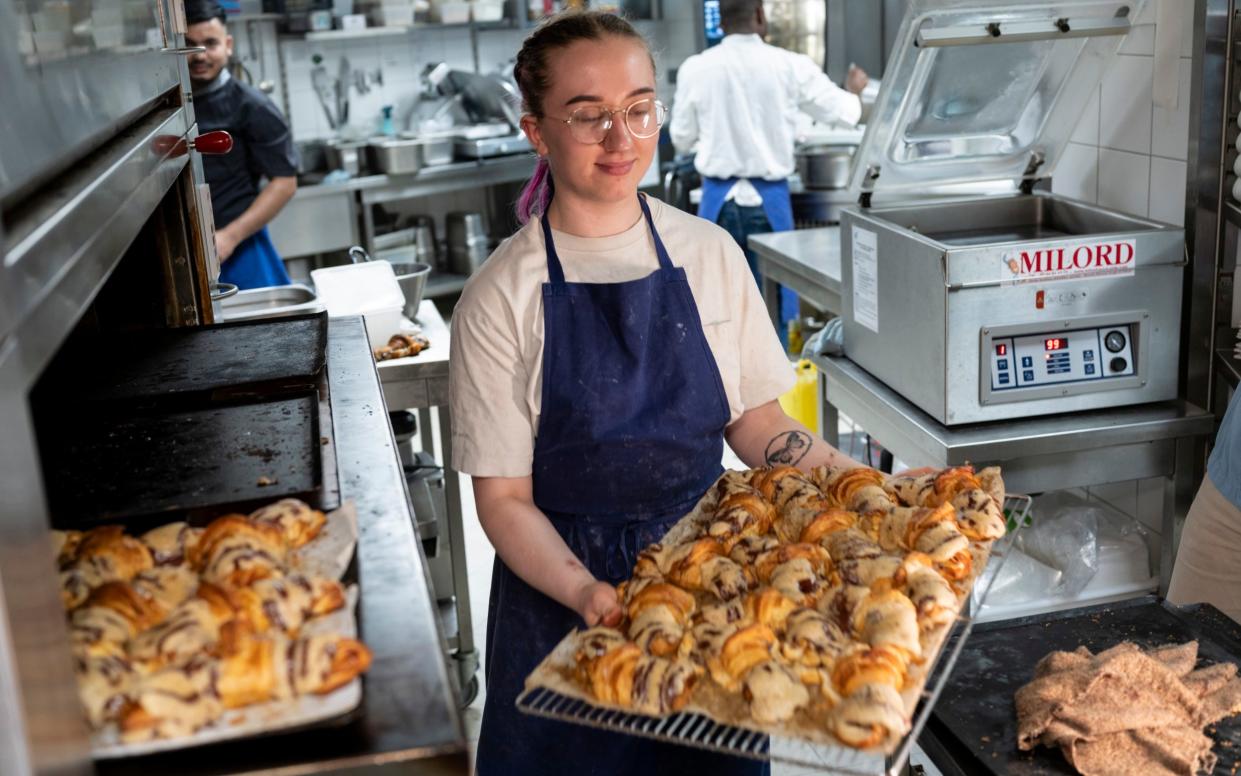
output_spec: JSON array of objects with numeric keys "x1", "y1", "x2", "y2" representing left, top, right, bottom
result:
[{"x1": 287, "y1": 17, "x2": 519, "y2": 42}]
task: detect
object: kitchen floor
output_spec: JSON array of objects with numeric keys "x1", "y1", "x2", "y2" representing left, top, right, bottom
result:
[{"x1": 440, "y1": 415, "x2": 940, "y2": 775}]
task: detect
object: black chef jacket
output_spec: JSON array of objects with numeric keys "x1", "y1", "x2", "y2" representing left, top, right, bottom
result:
[{"x1": 194, "y1": 69, "x2": 299, "y2": 230}]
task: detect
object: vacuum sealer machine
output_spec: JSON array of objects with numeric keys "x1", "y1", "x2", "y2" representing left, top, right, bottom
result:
[{"x1": 840, "y1": 0, "x2": 1183, "y2": 426}]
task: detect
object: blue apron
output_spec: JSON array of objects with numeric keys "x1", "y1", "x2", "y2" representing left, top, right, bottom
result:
[
  {"x1": 698, "y1": 177, "x2": 798, "y2": 347},
  {"x1": 218, "y1": 226, "x2": 291, "y2": 290},
  {"x1": 474, "y1": 193, "x2": 768, "y2": 776}
]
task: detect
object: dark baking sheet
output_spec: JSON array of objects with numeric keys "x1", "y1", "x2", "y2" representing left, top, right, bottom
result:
[
  {"x1": 68, "y1": 312, "x2": 327, "y2": 403},
  {"x1": 41, "y1": 391, "x2": 337, "y2": 529},
  {"x1": 924, "y1": 596, "x2": 1241, "y2": 775}
]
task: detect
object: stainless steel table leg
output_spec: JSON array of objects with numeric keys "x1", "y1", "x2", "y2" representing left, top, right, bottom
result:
[
  {"x1": 1160, "y1": 473, "x2": 1176, "y2": 597},
  {"x1": 436, "y1": 403, "x2": 479, "y2": 694},
  {"x1": 821, "y1": 369, "x2": 838, "y2": 448},
  {"x1": 418, "y1": 407, "x2": 434, "y2": 459},
  {"x1": 762, "y1": 273, "x2": 781, "y2": 332}
]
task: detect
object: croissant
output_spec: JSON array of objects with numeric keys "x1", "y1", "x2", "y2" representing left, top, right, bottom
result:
[
  {"x1": 831, "y1": 682, "x2": 910, "y2": 748},
  {"x1": 847, "y1": 485, "x2": 896, "y2": 517},
  {"x1": 831, "y1": 644, "x2": 910, "y2": 696},
  {"x1": 769, "y1": 559, "x2": 829, "y2": 608},
  {"x1": 835, "y1": 556, "x2": 902, "y2": 590},
  {"x1": 249, "y1": 574, "x2": 346, "y2": 634},
  {"x1": 931, "y1": 466, "x2": 982, "y2": 505},
  {"x1": 75, "y1": 654, "x2": 135, "y2": 727},
  {"x1": 119, "y1": 655, "x2": 223, "y2": 742},
  {"x1": 897, "y1": 553, "x2": 957, "y2": 629},
  {"x1": 191, "y1": 515, "x2": 287, "y2": 587},
  {"x1": 727, "y1": 534, "x2": 781, "y2": 567},
  {"x1": 590, "y1": 642, "x2": 641, "y2": 706},
  {"x1": 950, "y1": 488, "x2": 1006, "y2": 540},
  {"x1": 217, "y1": 632, "x2": 373, "y2": 708},
  {"x1": 626, "y1": 582, "x2": 695, "y2": 657},
  {"x1": 249, "y1": 498, "x2": 327, "y2": 549},
  {"x1": 51, "y1": 529, "x2": 84, "y2": 568},
  {"x1": 822, "y1": 528, "x2": 884, "y2": 564},
  {"x1": 818, "y1": 467, "x2": 886, "y2": 509},
  {"x1": 715, "y1": 623, "x2": 777, "y2": 690},
  {"x1": 742, "y1": 660, "x2": 810, "y2": 723},
  {"x1": 139, "y1": 521, "x2": 202, "y2": 566},
  {"x1": 694, "y1": 599, "x2": 747, "y2": 628},
  {"x1": 799, "y1": 508, "x2": 859, "y2": 545},
  {"x1": 630, "y1": 654, "x2": 698, "y2": 715},
  {"x1": 75, "y1": 526, "x2": 154, "y2": 580},
  {"x1": 688, "y1": 620, "x2": 738, "y2": 675},
  {"x1": 851, "y1": 586, "x2": 922, "y2": 659},
  {"x1": 711, "y1": 470, "x2": 760, "y2": 503},
  {"x1": 816, "y1": 583, "x2": 872, "y2": 633},
  {"x1": 70, "y1": 581, "x2": 168, "y2": 659},
  {"x1": 976, "y1": 466, "x2": 1006, "y2": 508},
  {"x1": 632, "y1": 543, "x2": 669, "y2": 579},
  {"x1": 743, "y1": 587, "x2": 800, "y2": 632},
  {"x1": 780, "y1": 607, "x2": 851, "y2": 669},
  {"x1": 883, "y1": 473, "x2": 935, "y2": 509},
  {"x1": 754, "y1": 543, "x2": 832, "y2": 583},
  {"x1": 374, "y1": 332, "x2": 431, "y2": 361},
  {"x1": 574, "y1": 626, "x2": 629, "y2": 670},
  {"x1": 751, "y1": 466, "x2": 807, "y2": 504},
  {"x1": 129, "y1": 599, "x2": 225, "y2": 669},
  {"x1": 708, "y1": 492, "x2": 775, "y2": 552},
  {"x1": 665, "y1": 539, "x2": 724, "y2": 587},
  {"x1": 129, "y1": 566, "x2": 199, "y2": 612}
]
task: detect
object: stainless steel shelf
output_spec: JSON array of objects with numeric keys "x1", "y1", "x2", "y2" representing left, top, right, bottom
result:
[
  {"x1": 295, "y1": 18, "x2": 518, "y2": 41},
  {"x1": 1224, "y1": 200, "x2": 1241, "y2": 230}
]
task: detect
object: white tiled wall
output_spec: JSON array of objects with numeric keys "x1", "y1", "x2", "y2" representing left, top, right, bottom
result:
[
  {"x1": 279, "y1": 13, "x2": 698, "y2": 143},
  {"x1": 1051, "y1": 0, "x2": 1195, "y2": 227}
]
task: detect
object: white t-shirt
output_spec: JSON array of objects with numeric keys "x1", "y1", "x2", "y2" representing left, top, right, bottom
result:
[
  {"x1": 669, "y1": 34, "x2": 861, "y2": 183},
  {"x1": 448, "y1": 196, "x2": 795, "y2": 478}
]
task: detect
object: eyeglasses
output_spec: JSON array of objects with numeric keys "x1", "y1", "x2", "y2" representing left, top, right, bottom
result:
[{"x1": 549, "y1": 98, "x2": 667, "y2": 144}]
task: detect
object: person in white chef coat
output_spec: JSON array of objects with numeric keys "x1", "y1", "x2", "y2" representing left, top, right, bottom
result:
[{"x1": 669, "y1": 0, "x2": 868, "y2": 300}]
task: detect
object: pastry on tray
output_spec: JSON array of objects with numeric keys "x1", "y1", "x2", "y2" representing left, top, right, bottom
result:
[
  {"x1": 529, "y1": 464, "x2": 1012, "y2": 753},
  {"x1": 50, "y1": 498, "x2": 371, "y2": 745}
]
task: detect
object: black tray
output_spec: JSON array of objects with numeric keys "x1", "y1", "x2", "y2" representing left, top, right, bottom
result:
[
  {"x1": 923, "y1": 596, "x2": 1241, "y2": 776},
  {"x1": 40, "y1": 389, "x2": 340, "y2": 530},
  {"x1": 65, "y1": 312, "x2": 327, "y2": 404}
]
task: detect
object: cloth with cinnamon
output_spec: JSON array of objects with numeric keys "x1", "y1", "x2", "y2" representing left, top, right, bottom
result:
[{"x1": 1015, "y1": 641, "x2": 1241, "y2": 776}]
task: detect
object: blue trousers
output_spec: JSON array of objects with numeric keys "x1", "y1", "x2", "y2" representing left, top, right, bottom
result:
[{"x1": 715, "y1": 200, "x2": 798, "y2": 348}]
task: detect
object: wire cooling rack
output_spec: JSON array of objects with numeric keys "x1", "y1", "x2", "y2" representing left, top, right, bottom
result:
[{"x1": 518, "y1": 494, "x2": 1033, "y2": 775}]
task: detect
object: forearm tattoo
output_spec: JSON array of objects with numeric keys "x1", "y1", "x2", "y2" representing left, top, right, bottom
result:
[{"x1": 764, "y1": 430, "x2": 813, "y2": 466}]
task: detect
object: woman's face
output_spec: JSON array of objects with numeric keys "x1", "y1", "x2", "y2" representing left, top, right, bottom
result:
[{"x1": 522, "y1": 36, "x2": 658, "y2": 211}]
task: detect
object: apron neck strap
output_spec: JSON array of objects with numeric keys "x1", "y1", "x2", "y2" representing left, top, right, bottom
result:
[{"x1": 540, "y1": 184, "x2": 674, "y2": 285}]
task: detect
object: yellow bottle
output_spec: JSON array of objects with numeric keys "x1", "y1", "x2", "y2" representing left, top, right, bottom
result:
[{"x1": 778, "y1": 359, "x2": 819, "y2": 431}]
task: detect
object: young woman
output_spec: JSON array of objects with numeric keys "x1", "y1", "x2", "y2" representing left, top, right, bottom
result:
[{"x1": 447, "y1": 11, "x2": 862, "y2": 773}]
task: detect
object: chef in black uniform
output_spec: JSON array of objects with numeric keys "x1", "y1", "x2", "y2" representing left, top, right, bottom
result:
[{"x1": 185, "y1": 0, "x2": 299, "y2": 289}]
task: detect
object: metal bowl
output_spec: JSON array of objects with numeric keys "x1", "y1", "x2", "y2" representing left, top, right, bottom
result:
[
  {"x1": 794, "y1": 143, "x2": 856, "y2": 190},
  {"x1": 388, "y1": 261, "x2": 432, "y2": 320}
]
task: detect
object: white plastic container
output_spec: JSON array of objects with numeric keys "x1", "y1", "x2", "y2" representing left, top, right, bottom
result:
[
  {"x1": 471, "y1": 0, "x2": 504, "y2": 22},
  {"x1": 430, "y1": 0, "x2": 470, "y2": 23},
  {"x1": 311, "y1": 261, "x2": 406, "y2": 350}
]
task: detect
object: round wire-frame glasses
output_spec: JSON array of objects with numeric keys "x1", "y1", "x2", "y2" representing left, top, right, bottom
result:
[{"x1": 551, "y1": 98, "x2": 667, "y2": 144}]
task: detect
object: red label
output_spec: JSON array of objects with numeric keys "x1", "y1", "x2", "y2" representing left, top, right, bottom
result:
[{"x1": 1002, "y1": 239, "x2": 1136, "y2": 284}]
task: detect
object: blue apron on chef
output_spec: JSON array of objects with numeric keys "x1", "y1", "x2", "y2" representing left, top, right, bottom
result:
[
  {"x1": 218, "y1": 226, "x2": 291, "y2": 291},
  {"x1": 473, "y1": 191, "x2": 768, "y2": 776},
  {"x1": 698, "y1": 176, "x2": 798, "y2": 348}
]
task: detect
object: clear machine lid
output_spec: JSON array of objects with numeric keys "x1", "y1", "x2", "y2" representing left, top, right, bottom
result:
[{"x1": 849, "y1": 0, "x2": 1146, "y2": 197}]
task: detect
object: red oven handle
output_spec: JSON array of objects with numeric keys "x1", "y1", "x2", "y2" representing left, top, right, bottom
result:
[{"x1": 151, "y1": 131, "x2": 234, "y2": 158}]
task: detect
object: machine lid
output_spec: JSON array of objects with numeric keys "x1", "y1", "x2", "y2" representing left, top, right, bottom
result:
[{"x1": 849, "y1": 0, "x2": 1146, "y2": 198}]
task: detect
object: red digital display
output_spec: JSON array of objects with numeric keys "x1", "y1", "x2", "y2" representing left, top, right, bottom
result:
[
  {"x1": 1044, "y1": 337, "x2": 1069, "y2": 351},
  {"x1": 995, "y1": 343, "x2": 1008, "y2": 356}
]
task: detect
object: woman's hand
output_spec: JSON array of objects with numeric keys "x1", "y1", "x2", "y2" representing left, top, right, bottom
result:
[{"x1": 574, "y1": 580, "x2": 623, "y2": 628}]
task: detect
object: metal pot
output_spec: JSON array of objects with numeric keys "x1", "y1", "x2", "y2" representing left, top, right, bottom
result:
[{"x1": 794, "y1": 143, "x2": 856, "y2": 190}]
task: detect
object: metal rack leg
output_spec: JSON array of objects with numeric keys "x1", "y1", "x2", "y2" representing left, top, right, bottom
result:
[
  {"x1": 763, "y1": 273, "x2": 781, "y2": 332},
  {"x1": 436, "y1": 404, "x2": 479, "y2": 697},
  {"x1": 821, "y1": 370, "x2": 839, "y2": 449}
]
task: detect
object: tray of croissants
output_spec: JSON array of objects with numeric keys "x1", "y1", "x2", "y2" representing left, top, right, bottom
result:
[
  {"x1": 52, "y1": 498, "x2": 374, "y2": 757},
  {"x1": 522, "y1": 463, "x2": 1017, "y2": 756}
]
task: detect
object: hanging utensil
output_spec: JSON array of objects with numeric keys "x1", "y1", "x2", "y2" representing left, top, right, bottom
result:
[{"x1": 311, "y1": 59, "x2": 337, "y2": 130}]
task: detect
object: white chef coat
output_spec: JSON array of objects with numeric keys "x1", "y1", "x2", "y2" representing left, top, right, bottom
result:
[{"x1": 670, "y1": 34, "x2": 862, "y2": 205}]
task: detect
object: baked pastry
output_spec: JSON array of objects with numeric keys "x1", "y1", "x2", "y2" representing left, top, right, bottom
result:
[
  {"x1": 61, "y1": 526, "x2": 155, "y2": 608},
  {"x1": 743, "y1": 587, "x2": 799, "y2": 632},
  {"x1": 248, "y1": 574, "x2": 346, "y2": 634},
  {"x1": 129, "y1": 566, "x2": 199, "y2": 612},
  {"x1": 781, "y1": 607, "x2": 851, "y2": 670},
  {"x1": 897, "y1": 553, "x2": 957, "y2": 629},
  {"x1": 950, "y1": 488, "x2": 1006, "y2": 541},
  {"x1": 714, "y1": 623, "x2": 778, "y2": 690},
  {"x1": 831, "y1": 644, "x2": 910, "y2": 696},
  {"x1": 139, "y1": 522, "x2": 202, "y2": 566},
  {"x1": 119, "y1": 655, "x2": 223, "y2": 742},
  {"x1": 249, "y1": 498, "x2": 327, "y2": 549},
  {"x1": 625, "y1": 582, "x2": 695, "y2": 657},
  {"x1": 70, "y1": 582, "x2": 168, "y2": 659},
  {"x1": 743, "y1": 660, "x2": 810, "y2": 723},
  {"x1": 768, "y1": 558, "x2": 828, "y2": 608},
  {"x1": 754, "y1": 543, "x2": 831, "y2": 583},
  {"x1": 76, "y1": 654, "x2": 135, "y2": 727},
  {"x1": 630, "y1": 654, "x2": 698, "y2": 715},
  {"x1": 219, "y1": 633, "x2": 373, "y2": 707},
  {"x1": 373, "y1": 332, "x2": 430, "y2": 361},
  {"x1": 129, "y1": 599, "x2": 224, "y2": 669},
  {"x1": 831, "y1": 682, "x2": 910, "y2": 748},
  {"x1": 709, "y1": 490, "x2": 776, "y2": 552},
  {"x1": 191, "y1": 515, "x2": 287, "y2": 587},
  {"x1": 51, "y1": 529, "x2": 84, "y2": 568},
  {"x1": 799, "y1": 508, "x2": 858, "y2": 545},
  {"x1": 851, "y1": 585, "x2": 921, "y2": 660},
  {"x1": 727, "y1": 534, "x2": 781, "y2": 567}
]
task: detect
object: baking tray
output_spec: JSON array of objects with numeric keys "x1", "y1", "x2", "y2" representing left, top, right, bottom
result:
[
  {"x1": 54, "y1": 312, "x2": 328, "y2": 405},
  {"x1": 517, "y1": 494, "x2": 1032, "y2": 775},
  {"x1": 922, "y1": 596, "x2": 1241, "y2": 775},
  {"x1": 39, "y1": 388, "x2": 340, "y2": 529}
]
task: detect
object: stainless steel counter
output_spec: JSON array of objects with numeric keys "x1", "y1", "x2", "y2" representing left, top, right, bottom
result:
[
  {"x1": 98, "y1": 316, "x2": 468, "y2": 775},
  {"x1": 376, "y1": 302, "x2": 478, "y2": 703},
  {"x1": 749, "y1": 227, "x2": 843, "y2": 326},
  {"x1": 270, "y1": 154, "x2": 535, "y2": 259},
  {"x1": 814, "y1": 353, "x2": 1215, "y2": 593}
]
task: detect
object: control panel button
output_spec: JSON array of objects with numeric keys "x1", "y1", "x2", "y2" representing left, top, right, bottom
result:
[
  {"x1": 1085, "y1": 364, "x2": 1095, "y2": 375},
  {"x1": 1021, "y1": 356, "x2": 1033, "y2": 368},
  {"x1": 1022, "y1": 370, "x2": 1035, "y2": 382},
  {"x1": 1083, "y1": 349, "x2": 1094, "y2": 361},
  {"x1": 1105, "y1": 330, "x2": 1127, "y2": 353},
  {"x1": 997, "y1": 359, "x2": 1008, "y2": 370},
  {"x1": 997, "y1": 374, "x2": 1010, "y2": 385},
  {"x1": 1110, "y1": 357, "x2": 1128, "y2": 373}
]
